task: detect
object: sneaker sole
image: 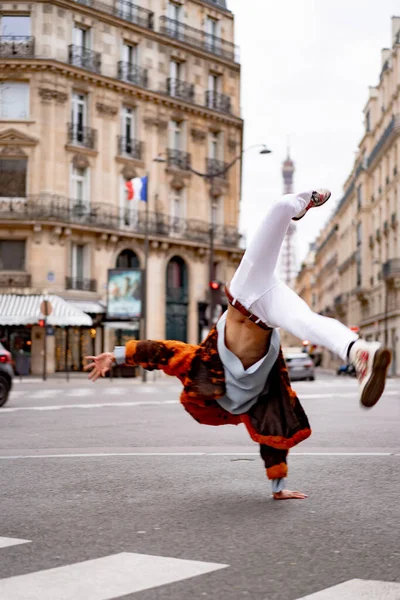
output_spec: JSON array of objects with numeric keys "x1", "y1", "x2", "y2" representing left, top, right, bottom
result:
[
  {"x1": 292, "y1": 191, "x2": 332, "y2": 222},
  {"x1": 360, "y1": 348, "x2": 392, "y2": 408}
]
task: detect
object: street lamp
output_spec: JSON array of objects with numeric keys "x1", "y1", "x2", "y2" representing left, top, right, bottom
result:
[{"x1": 153, "y1": 144, "x2": 272, "y2": 329}]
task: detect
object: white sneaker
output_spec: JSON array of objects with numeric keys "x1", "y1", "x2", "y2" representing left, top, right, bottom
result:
[
  {"x1": 292, "y1": 189, "x2": 331, "y2": 221},
  {"x1": 349, "y1": 340, "x2": 392, "y2": 408}
]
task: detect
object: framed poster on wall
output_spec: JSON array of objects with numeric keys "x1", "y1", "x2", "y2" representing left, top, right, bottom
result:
[{"x1": 106, "y1": 269, "x2": 143, "y2": 320}]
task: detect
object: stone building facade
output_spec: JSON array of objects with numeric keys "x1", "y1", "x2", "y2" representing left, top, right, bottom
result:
[
  {"x1": 0, "y1": 0, "x2": 243, "y2": 374},
  {"x1": 295, "y1": 16, "x2": 400, "y2": 374}
]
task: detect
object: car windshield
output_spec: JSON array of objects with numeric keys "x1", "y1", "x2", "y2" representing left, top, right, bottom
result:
[{"x1": 286, "y1": 355, "x2": 309, "y2": 364}]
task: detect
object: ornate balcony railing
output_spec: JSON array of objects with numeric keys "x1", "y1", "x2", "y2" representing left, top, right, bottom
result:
[
  {"x1": 167, "y1": 149, "x2": 191, "y2": 171},
  {"x1": 72, "y1": 0, "x2": 154, "y2": 29},
  {"x1": 118, "y1": 136, "x2": 143, "y2": 160},
  {"x1": 205, "y1": 90, "x2": 232, "y2": 113},
  {"x1": 0, "y1": 272, "x2": 31, "y2": 288},
  {"x1": 206, "y1": 158, "x2": 229, "y2": 179},
  {"x1": 166, "y1": 78, "x2": 195, "y2": 102},
  {"x1": 0, "y1": 36, "x2": 35, "y2": 58},
  {"x1": 118, "y1": 61, "x2": 149, "y2": 88},
  {"x1": 66, "y1": 277, "x2": 97, "y2": 292},
  {"x1": 0, "y1": 195, "x2": 241, "y2": 248},
  {"x1": 383, "y1": 259, "x2": 400, "y2": 280},
  {"x1": 159, "y1": 16, "x2": 237, "y2": 62},
  {"x1": 67, "y1": 123, "x2": 97, "y2": 150},
  {"x1": 68, "y1": 44, "x2": 101, "y2": 73}
]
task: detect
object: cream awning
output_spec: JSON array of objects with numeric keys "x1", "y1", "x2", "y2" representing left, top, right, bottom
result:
[{"x1": 0, "y1": 294, "x2": 93, "y2": 327}]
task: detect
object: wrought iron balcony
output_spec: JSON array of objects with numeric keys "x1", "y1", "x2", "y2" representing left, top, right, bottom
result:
[
  {"x1": 0, "y1": 36, "x2": 35, "y2": 58},
  {"x1": 167, "y1": 149, "x2": 191, "y2": 171},
  {"x1": 205, "y1": 90, "x2": 232, "y2": 113},
  {"x1": 367, "y1": 115, "x2": 400, "y2": 168},
  {"x1": 159, "y1": 16, "x2": 237, "y2": 62},
  {"x1": 0, "y1": 272, "x2": 31, "y2": 288},
  {"x1": 0, "y1": 195, "x2": 241, "y2": 249},
  {"x1": 67, "y1": 123, "x2": 97, "y2": 150},
  {"x1": 72, "y1": 0, "x2": 154, "y2": 29},
  {"x1": 383, "y1": 259, "x2": 400, "y2": 280},
  {"x1": 118, "y1": 136, "x2": 143, "y2": 160},
  {"x1": 66, "y1": 277, "x2": 97, "y2": 292},
  {"x1": 68, "y1": 44, "x2": 101, "y2": 73},
  {"x1": 206, "y1": 158, "x2": 229, "y2": 179},
  {"x1": 118, "y1": 61, "x2": 148, "y2": 88},
  {"x1": 166, "y1": 78, "x2": 195, "y2": 102}
]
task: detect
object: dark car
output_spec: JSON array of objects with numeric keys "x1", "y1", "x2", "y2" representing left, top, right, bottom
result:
[
  {"x1": 285, "y1": 352, "x2": 315, "y2": 381},
  {"x1": 0, "y1": 342, "x2": 14, "y2": 406}
]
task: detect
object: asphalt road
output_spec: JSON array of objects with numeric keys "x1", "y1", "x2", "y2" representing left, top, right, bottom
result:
[{"x1": 0, "y1": 372, "x2": 399, "y2": 600}]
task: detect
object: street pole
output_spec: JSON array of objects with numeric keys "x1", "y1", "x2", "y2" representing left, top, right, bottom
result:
[
  {"x1": 142, "y1": 172, "x2": 149, "y2": 383},
  {"x1": 209, "y1": 177, "x2": 216, "y2": 329},
  {"x1": 43, "y1": 316, "x2": 47, "y2": 382}
]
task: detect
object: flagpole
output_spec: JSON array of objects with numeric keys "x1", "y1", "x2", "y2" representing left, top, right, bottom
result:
[{"x1": 142, "y1": 171, "x2": 149, "y2": 383}]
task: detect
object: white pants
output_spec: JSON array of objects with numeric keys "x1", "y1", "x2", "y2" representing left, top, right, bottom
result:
[{"x1": 229, "y1": 192, "x2": 358, "y2": 361}]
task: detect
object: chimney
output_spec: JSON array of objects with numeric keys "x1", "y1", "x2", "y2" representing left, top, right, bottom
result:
[{"x1": 392, "y1": 16, "x2": 400, "y2": 46}]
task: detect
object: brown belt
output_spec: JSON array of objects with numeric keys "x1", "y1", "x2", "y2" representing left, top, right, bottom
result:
[{"x1": 224, "y1": 286, "x2": 273, "y2": 331}]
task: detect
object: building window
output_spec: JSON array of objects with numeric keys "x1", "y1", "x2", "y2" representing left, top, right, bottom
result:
[
  {"x1": 71, "y1": 165, "x2": 90, "y2": 210},
  {"x1": 71, "y1": 243, "x2": 89, "y2": 281},
  {"x1": 0, "y1": 82, "x2": 29, "y2": 119},
  {"x1": 0, "y1": 158, "x2": 27, "y2": 198},
  {"x1": 209, "y1": 131, "x2": 223, "y2": 160},
  {"x1": 122, "y1": 42, "x2": 138, "y2": 66},
  {"x1": 356, "y1": 223, "x2": 362, "y2": 247},
  {"x1": 0, "y1": 15, "x2": 31, "y2": 36},
  {"x1": 116, "y1": 249, "x2": 139, "y2": 269},
  {"x1": 357, "y1": 184, "x2": 362, "y2": 211},
  {"x1": 211, "y1": 196, "x2": 223, "y2": 225},
  {"x1": 71, "y1": 92, "x2": 88, "y2": 143},
  {"x1": 121, "y1": 106, "x2": 136, "y2": 142},
  {"x1": 206, "y1": 73, "x2": 222, "y2": 108},
  {"x1": 169, "y1": 119, "x2": 183, "y2": 150},
  {"x1": 365, "y1": 111, "x2": 371, "y2": 133},
  {"x1": 168, "y1": 1, "x2": 182, "y2": 21},
  {"x1": 73, "y1": 24, "x2": 91, "y2": 50},
  {"x1": 0, "y1": 240, "x2": 25, "y2": 270}
]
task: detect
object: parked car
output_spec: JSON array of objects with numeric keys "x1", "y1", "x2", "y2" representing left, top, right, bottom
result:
[
  {"x1": 337, "y1": 364, "x2": 356, "y2": 377},
  {"x1": 284, "y1": 352, "x2": 315, "y2": 381},
  {"x1": 0, "y1": 342, "x2": 13, "y2": 407}
]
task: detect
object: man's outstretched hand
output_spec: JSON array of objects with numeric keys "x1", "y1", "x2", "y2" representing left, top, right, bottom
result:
[
  {"x1": 84, "y1": 353, "x2": 114, "y2": 382},
  {"x1": 273, "y1": 490, "x2": 308, "y2": 500}
]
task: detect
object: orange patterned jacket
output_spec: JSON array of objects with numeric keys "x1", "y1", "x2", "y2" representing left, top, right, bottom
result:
[{"x1": 125, "y1": 327, "x2": 311, "y2": 480}]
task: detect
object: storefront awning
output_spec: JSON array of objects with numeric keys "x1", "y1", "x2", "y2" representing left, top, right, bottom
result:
[
  {"x1": 69, "y1": 300, "x2": 106, "y2": 314},
  {"x1": 0, "y1": 294, "x2": 93, "y2": 327}
]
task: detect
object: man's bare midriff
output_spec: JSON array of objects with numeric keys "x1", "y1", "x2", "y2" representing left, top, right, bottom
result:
[{"x1": 225, "y1": 304, "x2": 272, "y2": 370}]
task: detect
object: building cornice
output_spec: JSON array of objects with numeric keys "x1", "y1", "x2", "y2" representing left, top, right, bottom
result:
[
  {"x1": 41, "y1": 0, "x2": 240, "y2": 70},
  {"x1": 0, "y1": 58, "x2": 243, "y2": 129}
]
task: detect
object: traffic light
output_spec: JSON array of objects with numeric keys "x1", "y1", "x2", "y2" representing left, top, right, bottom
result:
[
  {"x1": 38, "y1": 319, "x2": 45, "y2": 327},
  {"x1": 209, "y1": 280, "x2": 220, "y2": 291}
]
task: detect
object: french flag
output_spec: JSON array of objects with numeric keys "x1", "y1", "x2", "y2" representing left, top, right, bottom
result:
[{"x1": 126, "y1": 176, "x2": 148, "y2": 202}]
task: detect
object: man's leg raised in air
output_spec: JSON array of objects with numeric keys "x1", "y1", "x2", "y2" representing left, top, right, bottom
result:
[{"x1": 228, "y1": 189, "x2": 391, "y2": 408}]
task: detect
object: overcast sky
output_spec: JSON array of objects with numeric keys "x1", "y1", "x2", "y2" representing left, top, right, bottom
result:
[{"x1": 227, "y1": 0, "x2": 399, "y2": 264}]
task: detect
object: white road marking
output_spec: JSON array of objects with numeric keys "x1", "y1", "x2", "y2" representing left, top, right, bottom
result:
[
  {"x1": 0, "y1": 537, "x2": 31, "y2": 549},
  {"x1": 0, "y1": 452, "x2": 397, "y2": 460},
  {"x1": 1, "y1": 400, "x2": 180, "y2": 412},
  {"x1": 66, "y1": 388, "x2": 94, "y2": 397},
  {"x1": 0, "y1": 551, "x2": 228, "y2": 600},
  {"x1": 28, "y1": 390, "x2": 59, "y2": 399},
  {"x1": 296, "y1": 578, "x2": 400, "y2": 599}
]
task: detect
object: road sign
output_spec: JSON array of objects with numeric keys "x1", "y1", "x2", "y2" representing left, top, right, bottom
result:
[
  {"x1": 47, "y1": 271, "x2": 55, "y2": 283},
  {"x1": 40, "y1": 300, "x2": 53, "y2": 317}
]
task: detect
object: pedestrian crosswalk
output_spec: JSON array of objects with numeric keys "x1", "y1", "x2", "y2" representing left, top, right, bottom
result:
[
  {"x1": 296, "y1": 578, "x2": 400, "y2": 599},
  {"x1": 0, "y1": 536, "x2": 227, "y2": 600}
]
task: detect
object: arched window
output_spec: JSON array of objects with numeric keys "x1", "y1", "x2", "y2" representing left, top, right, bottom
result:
[{"x1": 116, "y1": 249, "x2": 139, "y2": 269}]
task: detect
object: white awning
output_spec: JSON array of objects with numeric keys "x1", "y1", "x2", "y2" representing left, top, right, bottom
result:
[
  {"x1": 0, "y1": 294, "x2": 93, "y2": 327},
  {"x1": 69, "y1": 300, "x2": 106, "y2": 314}
]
